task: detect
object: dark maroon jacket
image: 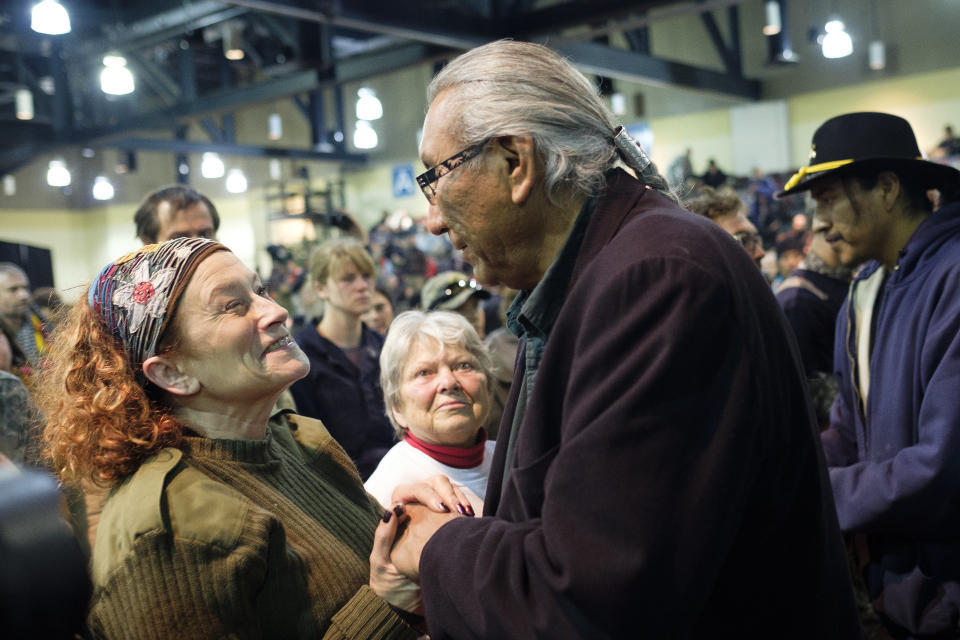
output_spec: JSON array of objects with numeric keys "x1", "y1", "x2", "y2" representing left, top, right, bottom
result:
[{"x1": 419, "y1": 171, "x2": 861, "y2": 639}]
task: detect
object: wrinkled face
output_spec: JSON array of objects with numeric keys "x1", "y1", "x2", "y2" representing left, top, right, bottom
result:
[
  {"x1": 419, "y1": 91, "x2": 537, "y2": 288},
  {"x1": 318, "y1": 263, "x2": 373, "y2": 317},
  {"x1": 156, "y1": 201, "x2": 216, "y2": 243},
  {"x1": 393, "y1": 338, "x2": 490, "y2": 447},
  {"x1": 0, "y1": 270, "x2": 30, "y2": 319},
  {"x1": 360, "y1": 290, "x2": 394, "y2": 334},
  {"x1": 810, "y1": 176, "x2": 889, "y2": 268},
  {"x1": 715, "y1": 209, "x2": 765, "y2": 269},
  {"x1": 167, "y1": 251, "x2": 309, "y2": 405}
]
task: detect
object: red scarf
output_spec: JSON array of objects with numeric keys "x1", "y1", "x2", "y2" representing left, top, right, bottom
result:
[{"x1": 404, "y1": 429, "x2": 487, "y2": 469}]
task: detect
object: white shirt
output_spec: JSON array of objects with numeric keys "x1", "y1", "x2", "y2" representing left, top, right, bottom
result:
[{"x1": 364, "y1": 439, "x2": 496, "y2": 513}]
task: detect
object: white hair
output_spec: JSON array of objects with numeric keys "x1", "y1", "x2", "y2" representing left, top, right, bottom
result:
[
  {"x1": 427, "y1": 39, "x2": 677, "y2": 204},
  {"x1": 379, "y1": 310, "x2": 494, "y2": 439}
]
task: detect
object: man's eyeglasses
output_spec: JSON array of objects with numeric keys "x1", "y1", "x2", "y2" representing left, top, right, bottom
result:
[
  {"x1": 733, "y1": 231, "x2": 761, "y2": 252},
  {"x1": 416, "y1": 140, "x2": 489, "y2": 205}
]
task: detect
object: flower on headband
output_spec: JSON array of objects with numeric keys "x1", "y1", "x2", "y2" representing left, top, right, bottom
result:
[{"x1": 112, "y1": 259, "x2": 176, "y2": 335}]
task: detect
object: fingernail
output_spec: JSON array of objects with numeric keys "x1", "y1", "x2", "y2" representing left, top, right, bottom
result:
[
  {"x1": 439, "y1": 502, "x2": 450, "y2": 512},
  {"x1": 382, "y1": 510, "x2": 392, "y2": 523},
  {"x1": 466, "y1": 504, "x2": 476, "y2": 517},
  {"x1": 393, "y1": 504, "x2": 404, "y2": 518},
  {"x1": 456, "y1": 504, "x2": 467, "y2": 516}
]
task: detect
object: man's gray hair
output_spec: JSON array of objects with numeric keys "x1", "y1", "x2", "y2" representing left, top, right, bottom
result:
[
  {"x1": 428, "y1": 39, "x2": 677, "y2": 204},
  {"x1": 380, "y1": 310, "x2": 494, "y2": 440}
]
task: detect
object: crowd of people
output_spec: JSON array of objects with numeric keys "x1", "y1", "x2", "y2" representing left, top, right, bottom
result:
[{"x1": 1, "y1": 38, "x2": 959, "y2": 640}]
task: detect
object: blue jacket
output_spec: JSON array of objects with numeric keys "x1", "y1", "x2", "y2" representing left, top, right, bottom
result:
[
  {"x1": 289, "y1": 323, "x2": 395, "y2": 480},
  {"x1": 822, "y1": 201, "x2": 960, "y2": 635}
]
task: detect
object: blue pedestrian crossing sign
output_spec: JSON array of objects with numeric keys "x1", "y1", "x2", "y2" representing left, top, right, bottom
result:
[{"x1": 392, "y1": 164, "x2": 416, "y2": 198}]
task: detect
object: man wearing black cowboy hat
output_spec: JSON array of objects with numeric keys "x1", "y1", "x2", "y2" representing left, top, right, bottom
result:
[{"x1": 780, "y1": 111, "x2": 960, "y2": 638}]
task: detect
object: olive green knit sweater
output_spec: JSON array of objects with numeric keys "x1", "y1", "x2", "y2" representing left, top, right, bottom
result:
[{"x1": 88, "y1": 414, "x2": 418, "y2": 640}]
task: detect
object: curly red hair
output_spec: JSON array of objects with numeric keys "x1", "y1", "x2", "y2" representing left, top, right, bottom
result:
[{"x1": 35, "y1": 292, "x2": 183, "y2": 487}]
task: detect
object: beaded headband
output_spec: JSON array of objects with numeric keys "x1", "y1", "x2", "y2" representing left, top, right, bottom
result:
[{"x1": 87, "y1": 237, "x2": 228, "y2": 367}]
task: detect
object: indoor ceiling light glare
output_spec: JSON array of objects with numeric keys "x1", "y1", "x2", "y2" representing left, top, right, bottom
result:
[
  {"x1": 269, "y1": 158, "x2": 282, "y2": 180},
  {"x1": 201, "y1": 152, "x2": 225, "y2": 179},
  {"x1": 226, "y1": 168, "x2": 248, "y2": 193},
  {"x1": 46, "y1": 159, "x2": 70, "y2": 187},
  {"x1": 223, "y1": 23, "x2": 245, "y2": 61},
  {"x1": 763, "y1": 1, "x2": 782, "y2": 36},
  {"x1": 92, "y1": 176, "x2": 115, "y2": 201},
  {"x1": 353, "y1": 120, "x2": 378, "y2": 149},
  {"x1": 100, "y1": 55, "x2": 135, "y2": 95},
  {"x1": 15, "y1": 89, "x2": 34, "y2": 120},
  {"x1": 356, "y1": 88, "x2": 383, "y2": 121},
  {"x1": 31, "y1": 0, "x2": 71, "y2": 35},
  {"x1": 821, "y1": 19, "x2": 853, "y2": 58},
  {"x1": 268, "y1": 113, "x2": 282, "y2": 140},
  {"x1": 3, "y1": 175, "x2": 16, "y2": 196},
  {"x1": 868, "y1": 40, "x2": 886, "y2": 70}
]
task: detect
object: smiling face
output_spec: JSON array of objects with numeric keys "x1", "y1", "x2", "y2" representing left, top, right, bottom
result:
[
  {"x1": 419, "y1": 91, "x2": 547, "y2": 289},
  {"x1": 809, "y1": 176, "x2": 891, "y2": 268},
  {"x1": 163, "y1": 251, "x2": 309, "y2": 407},
  {"x1": 392, "y1": 337, "x2": 490, "y2": 447}
]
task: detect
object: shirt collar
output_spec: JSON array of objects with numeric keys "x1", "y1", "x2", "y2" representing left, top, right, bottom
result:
[{"x1": 507, "y1": 195, "x2": 598, "y2": 340}]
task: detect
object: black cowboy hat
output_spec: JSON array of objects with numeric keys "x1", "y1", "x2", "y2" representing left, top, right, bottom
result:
[{"x1": 777, "y1": 112, "x2": 960, "y2": 197}]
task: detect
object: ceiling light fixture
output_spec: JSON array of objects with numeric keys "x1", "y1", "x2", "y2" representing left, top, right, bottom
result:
[
  {"x1": 226, "y1": 168, "x2": 248, "y2": 193},
  {"x1": 15, "y1": 89, "x2": 34, "y2": 120},
  {"x1": 92, "y1": 176, "x2": 115, "y2": 201},
  {"x1": 353, "y1": 120, "x2": 378, "y2": 150},
  {"x1": 867, "y1": 0, "x2": 885, "y2": 70},
  {"x1": 356, "y1": 88, "x2": 383, "y2": 121},
  {"x1": 30, "y1": 0, "x2": 71, "y2": 35},
  {"x1": 3, "y1": 175, "x2": 16, "y2": 196},
  {"x1": 268, "y1": 113, "x2": 282, "y2": 140},
  {"x1": 46, "y1": 159, "x2": 71, "y2": 187},
  {"x1": 821, "y1": 19, "x2": 853, "y2": 59},
  {"x1": 201, "y1": 152, "x2": 225, "y2": 179},
  {"x1": 100, "y1": 55, "x2": 135, "y2": 95},
  {"x1": 223, "y1": 22, "x2": 245, "y2": 61},
  {"x1": 763, "y1": 0, "x2": 782, "y2": 36}
]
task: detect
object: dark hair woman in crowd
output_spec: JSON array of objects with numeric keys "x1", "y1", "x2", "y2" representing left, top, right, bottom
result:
[{"x1": 36, "y1": 237, "x2": 462, "y2": 639}]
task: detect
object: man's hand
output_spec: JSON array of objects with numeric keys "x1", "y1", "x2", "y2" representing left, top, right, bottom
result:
[{"x1": 390, "y1": 503, "x2": 461, "y2": 579}]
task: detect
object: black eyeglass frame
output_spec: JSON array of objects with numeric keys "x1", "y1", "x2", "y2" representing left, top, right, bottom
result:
[{"x1": 416, "y1": 139, "x2": 490, "y2": 204}]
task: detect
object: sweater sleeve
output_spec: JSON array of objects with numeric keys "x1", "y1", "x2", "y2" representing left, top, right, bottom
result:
[{"x1": 89, "y1": 509, "x2": 279, "y2": 640}]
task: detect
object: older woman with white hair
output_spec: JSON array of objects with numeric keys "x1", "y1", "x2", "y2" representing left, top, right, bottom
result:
[{"x1": 365, "y1": 311, "x2": 495, "y2": 515}]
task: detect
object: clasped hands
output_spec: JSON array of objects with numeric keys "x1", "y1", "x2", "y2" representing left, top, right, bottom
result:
[{"x1": 368, "y1": 475, "x2": 476, "y2": 614}]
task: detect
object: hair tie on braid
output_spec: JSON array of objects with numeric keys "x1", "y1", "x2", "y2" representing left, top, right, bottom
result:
[{"x1": 612, "y1": 126, "x2": 652, "y2": 174}]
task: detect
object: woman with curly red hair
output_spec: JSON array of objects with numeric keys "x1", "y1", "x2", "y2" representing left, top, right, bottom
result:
[{"x1": 36, "y1": 237, "x2": 464, "y2": 639}]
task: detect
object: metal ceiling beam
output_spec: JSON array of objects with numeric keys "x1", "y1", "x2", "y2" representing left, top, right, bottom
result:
[
  {"x1": 552, "y1": 40, "x2": 759, "y2": 100},
  {"x1": 223, "y1": 0, "x2": 494, "y2": 49},
  {"x1": 75, "y1": 2, "x2": 249, "y2": 57},
  {"x1": 73, "y1": 68, "x2": 321, "y2": 141},
  {"x1": 700, "y1": 7, "x2": 741, "y2": 75},
  {"x1": 549, "y1": 0, "x2": 745, "y2": 44},
  {"x1": 512, "y1": 0, "x2": 676, "y2": 38},
  {"x1": 98, "y1": 138, "x2": 367, "y2": 163}
]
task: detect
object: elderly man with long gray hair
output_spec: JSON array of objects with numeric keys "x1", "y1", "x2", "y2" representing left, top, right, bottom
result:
[{"x1": 385, "y1": 39, "x2": 861, "y2": 638}]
